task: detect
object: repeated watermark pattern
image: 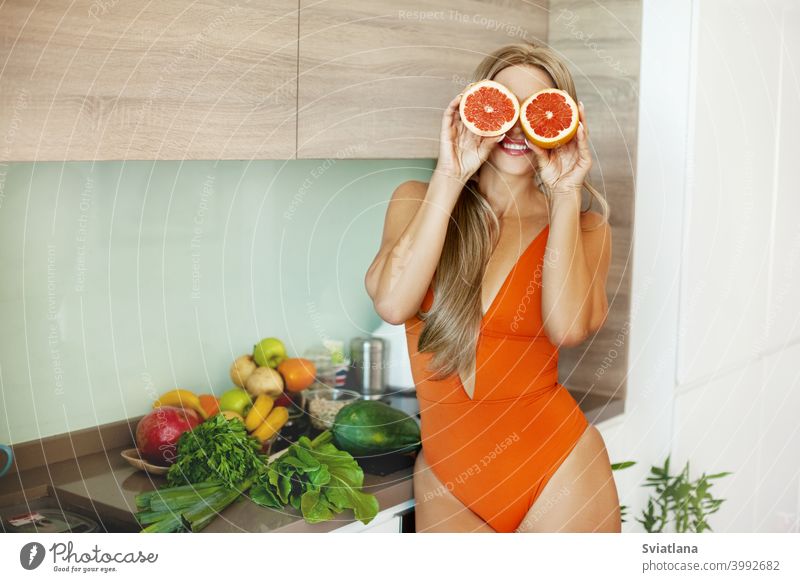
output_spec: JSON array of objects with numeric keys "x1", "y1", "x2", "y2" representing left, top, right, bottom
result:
[
  {"x1": 73, "y1": 175, "x2": 94, "y2": 294},
  {"x1": 284, "y1": 143, "x2": 367, "y2": 221},
  {"x1": 515, "y1": 483, "x2": 571, "y2": 531},
  {"x1": 190, "y1": 174, "x2": 215, "y2": 301},
  {"x1": 423, "y1": 432, "x2": 520, "y2": 502},
  {"x1": 509, "y1": 245, "x2": 559, "y2": 333},
  {"x1": 594, "y1": 272, "x2": 655, "y2": 380},
  {"x1": 88, "y1": 0, "x2": 120, "y2": 21},
  {"x1": 397, "y1": 9, "x2": 539, "y2": 43},
  {"x1": 47, "y1": 245, "x2": 64, "y2": 396},
  {"x1": 554, "y1": 9, "x2": 630, "y2": 77},
  {"x1": 133, "y1": 4, "x2": 249, "y2": 131},
  {"x1": 0, "y1": 87, "x2": 30, "y2": 210}
]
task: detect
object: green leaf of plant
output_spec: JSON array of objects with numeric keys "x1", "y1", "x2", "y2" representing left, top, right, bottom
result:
[
  {"x1": 300, "y1": 490, "x2": 334, "y2": 524},
  {"x1": 250, "y1": 484, "x2": 282, "y2": 509},
  {"x1": 309, "y1": 465, "x2": 331, "y2": 488},
  {"x1": 706, "y1": 471, "x2": 733, "y2": 479}
]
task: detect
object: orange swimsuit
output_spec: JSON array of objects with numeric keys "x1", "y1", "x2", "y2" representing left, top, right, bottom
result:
[{"x1": 404, "y1": 224, "x2": 590, "y2": 532}]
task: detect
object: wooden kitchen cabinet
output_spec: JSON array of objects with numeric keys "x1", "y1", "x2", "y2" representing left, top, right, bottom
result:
[
  {"x1": 0, "y1": 0, "x2": 298, "y2": 161},
  {"x1": 1, "y1": 1, "x2": 549, "y2": 161},
  {"x1": 296, "y1": 0, "x2": 548, "y2": 159}
]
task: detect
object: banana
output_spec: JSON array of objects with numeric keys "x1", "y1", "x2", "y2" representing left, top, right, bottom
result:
[
  {"x1": 153, "y1": 389, "x2": 208, "y2": 420},
  {"x1": 245, "y1": 395, "x2": 274, "y2": 432},
  {"x1": 252, "y1": 406, "x2": 289, "y2": 443}
]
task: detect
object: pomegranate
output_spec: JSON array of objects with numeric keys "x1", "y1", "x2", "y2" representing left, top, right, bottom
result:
[{"x1": 135, "y1": 406, "x2": 202, "y2": 466}]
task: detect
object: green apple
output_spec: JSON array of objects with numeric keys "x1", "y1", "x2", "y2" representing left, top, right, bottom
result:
[
  {"x1": 253, "y1": 337, "x2": 287, "y2": 368},
  {"x1": 218, "y1": 388, "x2": 252, "y2": 416}
]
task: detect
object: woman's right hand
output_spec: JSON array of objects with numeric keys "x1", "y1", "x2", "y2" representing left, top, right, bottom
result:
[{"x1": 435, "y1": 92, "x2": 507, "y2": 184}]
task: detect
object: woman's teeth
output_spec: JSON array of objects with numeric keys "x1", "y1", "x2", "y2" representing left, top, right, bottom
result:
[{"x1": 500, "y1": 138, "x2": 530, "y2": 155}]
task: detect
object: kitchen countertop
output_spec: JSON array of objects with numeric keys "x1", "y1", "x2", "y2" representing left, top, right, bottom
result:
[
  {"x1": 0, "y1": 390, "x2": 420, "y2": 533},
  {"x1": 0, "y1": 386, "x2": 621, "y2": 532}
]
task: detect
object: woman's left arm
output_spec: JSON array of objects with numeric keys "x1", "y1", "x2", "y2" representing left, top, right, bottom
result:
[
  {"x1": 525, "y1": 100, "x2": 612, "y2": 347},
  {"x1": 543, "y1": 197, "x2": 611, "y2": 347}
]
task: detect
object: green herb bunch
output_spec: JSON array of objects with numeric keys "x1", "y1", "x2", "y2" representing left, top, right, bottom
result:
[
  {"x1": 250, "y1": 431, "x2": 379, "y2": 525},
  {"x1": 166, "y1": 415, "x2": 266, "y2": 488},
  {"x1": 637, "y1": 455, "x2": 731, "y2": 533},
  {"x1": 139, "y1": 420, "x2": 379, "y2": 532}
]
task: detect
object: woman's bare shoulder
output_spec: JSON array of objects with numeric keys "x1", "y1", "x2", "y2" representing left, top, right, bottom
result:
[
  {"x1": 390, "y1": 179, "x2": 429, "y2": 202},
  {"x1": 383, "y1": 179, "x2": 429, "y2": 230}
]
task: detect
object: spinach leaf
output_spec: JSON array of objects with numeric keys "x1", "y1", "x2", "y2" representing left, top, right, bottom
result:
[
  {"x1": 249, "y1": 430, "x2": 379, "y2": 525},
  {"x1": 249, "y1": 483, "x2": 282, "y2": 509},
  {"x1": 301, "y1": 490, "x2": 334, "y2": 524}
]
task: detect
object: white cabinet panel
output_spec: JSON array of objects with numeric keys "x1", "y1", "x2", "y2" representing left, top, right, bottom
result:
[
  {"x1": 677, "y1": 0, "x2": 781, "y2": 384},
  {"x1": 765, "y1": 2, "x2": 800, "y2": 352},
  {"x1": 673, "y1": 361, "x2": 762, "y2": 532},
  {"x1": 755, "y1": 343, "x2": 800, "y2": 532}
]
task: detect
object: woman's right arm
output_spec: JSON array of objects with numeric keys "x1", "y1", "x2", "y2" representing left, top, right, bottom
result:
[
  {"x1": 365, "y1": 91, "x2": 506, "y2": 324},
  {"x1": 364, "y1": 172, "x2": 463, "y2": 324}
]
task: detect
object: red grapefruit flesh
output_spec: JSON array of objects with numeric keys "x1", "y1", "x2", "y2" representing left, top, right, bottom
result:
[
  {"x1": 520, "y1": 88, "x2": 579, "y2": 149},
  {"x1": 459, "y1": 80, "x2": 520, "y2": 137}
]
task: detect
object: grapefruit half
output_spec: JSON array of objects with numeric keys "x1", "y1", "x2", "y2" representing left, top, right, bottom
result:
[
  {"x1": 459, "y1": 79, "x2": 520, "y2": 137},
  {"x1": 520, "y1": 88, "x2": 579, "y2": 149}
]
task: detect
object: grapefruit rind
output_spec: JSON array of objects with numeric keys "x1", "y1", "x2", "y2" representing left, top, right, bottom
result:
[
  {"x1": 459, "y1": 79, "x2": 520, "y2": 137},
  {"x1": 520, "y1": 88, "x2": 579, "y2": 149}
]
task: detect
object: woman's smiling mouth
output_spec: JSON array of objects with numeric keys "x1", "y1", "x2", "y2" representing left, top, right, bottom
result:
[{"x1": 499, "y1": 136, "x2": 531, "y2": 156}]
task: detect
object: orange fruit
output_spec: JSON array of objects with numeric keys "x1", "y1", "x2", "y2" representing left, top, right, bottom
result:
[
  {"x1": 459, "y1": 79, "x2": 520, "y2": 137},
  {"x1": 277, "y1": 358, "x2": 317, "y2": 393},
  {"x1": 198, "y1": 394, "x2": 220, "y2": 417},
  {"x1": 519, "y1": 88, "x2": 579, "y2": 149}
]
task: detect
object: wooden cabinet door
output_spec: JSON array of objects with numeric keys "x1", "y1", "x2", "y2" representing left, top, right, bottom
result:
[
  {"x1": 0, "y1": 1, "x2": 298, "y2": 161},
  {"x1": 297, "y1": 0, "x2": 548, "y2": 159}
]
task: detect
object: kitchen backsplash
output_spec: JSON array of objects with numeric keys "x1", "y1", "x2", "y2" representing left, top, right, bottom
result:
[{"x1": 0, "y1": 158, "x2": 435, "y2": 444}]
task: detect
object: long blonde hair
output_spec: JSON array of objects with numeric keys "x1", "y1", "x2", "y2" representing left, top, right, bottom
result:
[{"x1": 417, "y1": 40, "x2": 610, "y2": 380}]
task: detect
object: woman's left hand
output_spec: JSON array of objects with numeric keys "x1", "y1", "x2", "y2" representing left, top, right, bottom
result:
[{"x1": 525, "y1": 100, "x2": 593, "y2": 199}]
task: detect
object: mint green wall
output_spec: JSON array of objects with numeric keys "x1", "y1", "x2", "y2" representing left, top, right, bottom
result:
[{"x1": 0, "y1": 159, "x2": 435, "y2": 444}]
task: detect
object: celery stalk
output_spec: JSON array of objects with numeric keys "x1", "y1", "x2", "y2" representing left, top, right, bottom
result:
[
  {"x1": 136, "y1": 481, "x2": 223, "y2": 509},
  {"x1": 140, "y1": 512, "x2": 184, "y2": 533},
  {"x1": 181, "y1": 481, "x2": 250, "y2": 531},
  {"x1": 148, "y1": 486, "x2": 224, "y2": 513}
]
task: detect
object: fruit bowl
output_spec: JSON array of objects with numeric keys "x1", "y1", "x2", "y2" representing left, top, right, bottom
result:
[
  {"x1": 305, "y1": 387, "x2": 361, "y2": 430},
  {"x1": 120, "y1": 448, "x2": 170, "y2": 476}
]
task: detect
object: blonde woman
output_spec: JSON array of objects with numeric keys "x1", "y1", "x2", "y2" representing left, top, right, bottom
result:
[{"x1": 365, "y1": 41, "x2": 620, "y2": 532}]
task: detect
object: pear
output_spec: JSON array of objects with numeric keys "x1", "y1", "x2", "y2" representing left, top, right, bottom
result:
[
  {"x1": 230, "y1": 354, "x2": 257, "y2": 387},
  {"x1": 245, "y1": 366, "x2": 284, "y2": 398}
]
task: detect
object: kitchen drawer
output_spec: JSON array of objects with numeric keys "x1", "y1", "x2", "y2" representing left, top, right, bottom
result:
[
  {"x1": 332, "y1": 500, "x2": 413, "y2": 533},
  {"x1": 361, "y1": 515, "x2": 401, "y2": 533}
]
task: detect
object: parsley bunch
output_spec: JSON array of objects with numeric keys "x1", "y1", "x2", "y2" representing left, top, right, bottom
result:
[{"x1": 166, "y1": 414, "x2": 266, "y2": 488}]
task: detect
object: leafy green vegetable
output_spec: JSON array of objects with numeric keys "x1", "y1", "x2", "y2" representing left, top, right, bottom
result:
[
  {"x1": 166, "y1": 415, "x2": 265, "y2": 488},
  {"x1": 249, "y1": 430, "x2": 379, "y2": 525},
  {"x1": 140, "y1": 421, "x2": 378, "y2": 532}
]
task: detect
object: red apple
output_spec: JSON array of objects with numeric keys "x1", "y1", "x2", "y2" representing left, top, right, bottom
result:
[{"x1": 135, "y1": 406, "x2": 202, "y2": 466}]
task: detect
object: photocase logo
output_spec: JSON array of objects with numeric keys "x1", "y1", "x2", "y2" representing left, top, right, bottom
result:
[{"x1": 19, "y1": 542, "x2": 46, "y2": 570}]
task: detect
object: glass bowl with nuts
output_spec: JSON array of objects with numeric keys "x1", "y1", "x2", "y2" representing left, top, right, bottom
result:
[{"x1": 305, "y1": 386, "x2": 361, "y2": 430}]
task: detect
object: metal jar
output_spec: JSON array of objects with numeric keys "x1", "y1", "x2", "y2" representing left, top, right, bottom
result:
[{"x1": 349, "y1": 337, "x2": 386, "y2": 399}]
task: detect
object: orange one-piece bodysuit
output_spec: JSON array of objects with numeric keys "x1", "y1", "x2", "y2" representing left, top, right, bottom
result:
[{"x1": 404, "y1": 224, "x2": 590, "y2": 532}]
